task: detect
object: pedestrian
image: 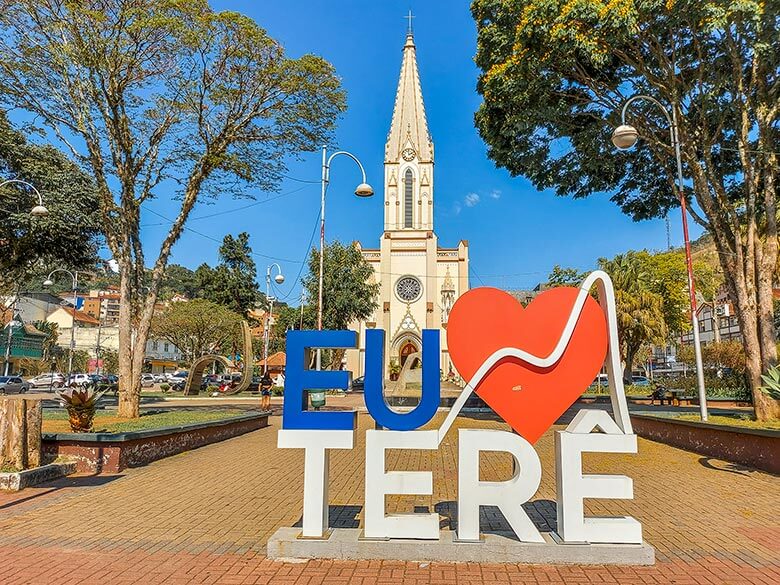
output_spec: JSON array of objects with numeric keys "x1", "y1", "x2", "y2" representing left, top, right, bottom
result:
[{"x1": 260, "y1": 372, "x2": 273, "y2": 411}]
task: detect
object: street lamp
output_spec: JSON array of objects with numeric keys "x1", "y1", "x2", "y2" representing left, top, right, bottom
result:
[
  {"x1": 611, "y1": 94, "x2": 708, "y2": 421},
  {"x1": 0, "y1": 179, "x2": 48, "y2": 216},
  {"x1": 318, "y1": 146, "x2": 374, "y2": 369},
  {"x1": 263, "y1": 263, "x2": 285, "y2": 375},
  {"x1": 44, "y1": 269, "x2": 79, "y2": 382}
]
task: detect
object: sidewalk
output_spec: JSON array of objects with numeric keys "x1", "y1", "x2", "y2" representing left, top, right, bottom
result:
[{"x1": 0, "y1": 411, "x2": 777, "y2": 584}]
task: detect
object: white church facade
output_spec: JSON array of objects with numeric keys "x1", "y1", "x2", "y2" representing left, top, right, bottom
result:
[{"x1": 345, "y1": 29, "x2": 469, "y2": 379}]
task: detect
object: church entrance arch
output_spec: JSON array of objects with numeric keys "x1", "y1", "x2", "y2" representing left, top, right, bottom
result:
[{"x1": 399, "y1": 340, "x2": 420, "y2": 369}]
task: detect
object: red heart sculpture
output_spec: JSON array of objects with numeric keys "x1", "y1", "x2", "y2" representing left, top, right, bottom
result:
[{"x1": 446, "y1": 286, "x2": 608, "y2": 444}]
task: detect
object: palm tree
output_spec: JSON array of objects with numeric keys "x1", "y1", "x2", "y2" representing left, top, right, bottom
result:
[{"x1": 598, "y1": 254, "x2": 667, "y2": 383}]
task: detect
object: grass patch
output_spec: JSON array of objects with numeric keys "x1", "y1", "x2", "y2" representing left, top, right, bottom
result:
[
  {"x1": 43, "y1": 408, "x2": 250, "y2": 434},
  {"x1": 661, "y1": 413, "x2": 780, "y2": 431}
]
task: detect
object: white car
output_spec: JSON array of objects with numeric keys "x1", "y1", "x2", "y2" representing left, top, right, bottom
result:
[
  {"x1": 66, "y1": 373, "x2": 92, "y2": 387},
  {"x1": 140, "y1": 373, "x2": 156, "y2": 388},
  {"x1": 153, "y1": 373, "x2": 167, "y2": 383},
  {"x1": 28, "y1": 373, "x2": 66, "y2": 389}
]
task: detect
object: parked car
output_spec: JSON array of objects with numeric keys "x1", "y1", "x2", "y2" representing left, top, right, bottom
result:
[
  {"x1": 66, "y1": 373, "x2": 92, "y2": 387},
  {"x1": 140, "y1": 373, "x2": 156, "y2": 388},
  {"x1": 27, "y1": 372, "x2": 65, "y2": 389},
  {"x1": 0, "y1": 376, "x2": 29, "y2": 394},
  {"x1": 589, "y1": 374, "x2": 609, "y2": 388},
  {"x1": 631, "y1": 375, "x2": 651, "y2": 386},
  {"x1": 153, "y1": 373, "x2": 167, "y2": 383}
]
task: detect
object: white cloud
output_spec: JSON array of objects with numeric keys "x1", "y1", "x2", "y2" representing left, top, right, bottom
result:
[
  {"x1": 453, "y1": 201, "x2": 462, "y2": 215},
  {"x1": 490, "y1": 189, "x2": 502, "y2": 199},
  {"x1": 465, "y1": 193, "x2": 480, "y2": 207}
]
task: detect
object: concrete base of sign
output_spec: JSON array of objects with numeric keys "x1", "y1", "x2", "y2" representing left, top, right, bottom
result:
[{"x1": 267, "y1": 527, "x2": 655, "y2": 565}]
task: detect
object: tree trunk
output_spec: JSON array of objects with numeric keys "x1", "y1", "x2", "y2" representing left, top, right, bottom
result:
[
  {"x1": 117, "y1": 266, "x2": 141, "y2": 418},
  {"x1": 0, "y1": 397, "x2": 41, "y2": 471}
]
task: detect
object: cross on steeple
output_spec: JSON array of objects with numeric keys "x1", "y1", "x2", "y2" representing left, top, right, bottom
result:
[{"x1": 404, "y1": 9, "x2": 415, "y2": 35}]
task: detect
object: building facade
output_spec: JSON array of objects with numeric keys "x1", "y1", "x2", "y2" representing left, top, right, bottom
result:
[{"x1": 345, "y1": 29, "x2": 469, "y2": 378}]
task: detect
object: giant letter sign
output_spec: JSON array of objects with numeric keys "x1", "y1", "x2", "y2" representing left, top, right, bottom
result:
[{"x1": 278, "y1": 271, "x2": 644, "y2": 551}]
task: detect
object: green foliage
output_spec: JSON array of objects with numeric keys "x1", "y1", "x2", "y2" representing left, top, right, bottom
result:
[
  {"x1": 547, "y1": 265, "x2": 585, "y2": 287},
  {"x1": 54, "y1": 349, "x2": 90, "y2": 375},
  {"x1": 32, "y1": 320, "x2": 58, "y2": 362},
  {"x1": 760, "y1": 366, "x2": 780, "y2": 401},
  {"x1": 302, "y1": 241, "x2": 379, "y2": 331},
  {"x1": 160, "y1": 265, "x2": 201, "y2": 300},
  {"x1": 472, "y1": 0, "x2": 775, "y2": 220},
  {"x1": 633, "y1": 249, "x2": 719, "y2": 335},
  {"x1": 598, "y1": 252, "x2": 666, "y2": 381},
  {"x1": 160, "y1": 383, "x2": 171, "y2": 393},
  {"x1": 198, "y1": 233, "x2": 260, "y2": 316},
  {"x1": 676, "y1": 341, "x2": 747, "y2": 374},
  {"x1": 151, "y1": 298, "x2": 242, "y2": 362},
  {"x1": 97, "y1": 348, "x2": 119, "y2": 375},
  {"x1": 0, "y1": 112, "x2": 100, "y2": 285}
]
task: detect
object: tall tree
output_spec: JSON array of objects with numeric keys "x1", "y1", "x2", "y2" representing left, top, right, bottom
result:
[
  {"x1": 199, "y1": 233, "x2": 260, "y2": 315},
  {"x1": 301, "y1": 241, "x2": 379, "y2": 368},
  {"x1": 0, "y1": 111, "x2": 100, "y2": 287},
  {"x1": 0, "y1": 1, "x2": 345, "y2": 417},
  {"x1": 598, "y1": 253, "x2": 667, "y2": 383},
  {"x1": 635, "y1": 249, "x2": 719, "y2": 337},
  {"x1": 472, "y1": 1, "x2": 779, "y2": 419},
  {"x1": 150, "y1": 299, "x2": 242, "y2": 363}
]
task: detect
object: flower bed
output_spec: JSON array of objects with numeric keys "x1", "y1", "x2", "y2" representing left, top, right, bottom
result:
[
  {"x1": 42, "y1": 411, "x2": 269, "y2": 474},
  {"x1": 630, "y1": 413, "x2": 779, "y2": 474}
]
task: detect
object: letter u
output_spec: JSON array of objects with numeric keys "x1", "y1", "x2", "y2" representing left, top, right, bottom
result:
[{"x1": 364, "y1": 329, "x2": 441, "y2": 431}]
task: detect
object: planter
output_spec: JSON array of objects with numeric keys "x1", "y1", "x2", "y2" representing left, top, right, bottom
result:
[
  {"x1": 630, "y1": 414, "x2": 779, "y2": 474},
  {"x1": 42, "y1": 412, "x2": 269, "y2": 474}
]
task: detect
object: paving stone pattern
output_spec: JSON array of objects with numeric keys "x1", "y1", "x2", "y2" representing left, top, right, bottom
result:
[{"x1": 0, "y1": 410, "x2": 777, "y2": 584}]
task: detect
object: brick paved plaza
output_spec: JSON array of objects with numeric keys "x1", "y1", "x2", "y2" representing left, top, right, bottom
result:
[{"x1": 0, "y1": 410, "x2": 777, "y2": 584}]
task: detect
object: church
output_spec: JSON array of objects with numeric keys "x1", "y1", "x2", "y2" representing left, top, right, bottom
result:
[{"x1": 345, "y1": 27, "x2": 470, "y2": 379}]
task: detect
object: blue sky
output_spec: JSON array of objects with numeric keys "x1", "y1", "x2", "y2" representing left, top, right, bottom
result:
[{"x1": 137, "y1": 0, "x2": 703, "y2": 302}]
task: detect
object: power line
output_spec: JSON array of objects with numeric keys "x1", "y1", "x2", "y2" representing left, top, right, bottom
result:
[
  {"x1": 272, "y1": 206, "x2": 321, "y2": 302},
  {"x1": 139, "y1": 184, "x2": 313, "y2": 227},
  {"x1": 141, "y1": 205, "x2": 304, "y2": 264}
]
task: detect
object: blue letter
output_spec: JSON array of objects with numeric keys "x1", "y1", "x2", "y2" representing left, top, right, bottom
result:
[
  {"x1": 283, "y1": 330, "x2": 358, "y2": 430},
  {"x1": 364, "y1": 329, "x2": 441, "y2": 431}
]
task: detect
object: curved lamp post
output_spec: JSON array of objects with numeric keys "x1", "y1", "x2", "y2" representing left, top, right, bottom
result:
[
  {"x1": 263, "y1": 263, "x2": 285, "y2": 375},
  {"x1": 43, "y1": 269, "x2": 79, "y2": 381},
  {"x1": 0, "y1": 179, "x2": 48, "y2": 216},
  {"x1": 611, "y1": 95, "x2": 708, "y2": 421},
  {"x1": 317, "y1": 146, "x2": 374, "y2": 369}
]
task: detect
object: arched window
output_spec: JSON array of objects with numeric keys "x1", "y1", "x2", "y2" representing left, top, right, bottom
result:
[{"x1": 404, "y1": 169, "x2": 413, "y2": 228}]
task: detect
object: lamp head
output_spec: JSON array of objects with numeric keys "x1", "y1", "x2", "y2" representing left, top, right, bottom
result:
[
  {"x1": 30, "y1": 204, "x2": 49, "y2": 217},
  {"x1": 274, "y1": 273, "x2": 285, "y2": 285},
  {"x1": 355, "y1": 182, "x2": 374, "y2": 197},
  {"x1": 43, "y1": 279, "x2": 54, "y2": 287},
  {"x1": 611, "y1": 124, "x2": 639, "y2": 149}
]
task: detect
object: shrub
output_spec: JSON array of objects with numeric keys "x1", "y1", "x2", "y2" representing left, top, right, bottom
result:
[
  {"x1": 271, "y1": 385, "x2": 284, "y2": 396},
  {"x1": 160, "y1": 383, "x2": 170, "y2": 393}
]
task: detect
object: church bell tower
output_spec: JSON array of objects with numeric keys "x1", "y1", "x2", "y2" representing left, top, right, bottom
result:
[{"x1": 383, "y1": 28, "x2": 434, "y2": 233}]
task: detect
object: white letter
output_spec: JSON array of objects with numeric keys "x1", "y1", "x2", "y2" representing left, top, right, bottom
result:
[
  {"x1": 278, "y1": 429, "x2": 354, "y2": 538},
  {"x1": 457, "y1": 429, "x2": 544, "y2": 542},
  {"x1": 364, "y1": 430, "x2": 439, "y2": 539},
  {"x1": 555, "y1": 429, "x2": 642, "y2": 544}
]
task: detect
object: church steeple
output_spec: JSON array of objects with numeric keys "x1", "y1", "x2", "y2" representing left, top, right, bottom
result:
[
  {"x1": 385, "y1": 27, "x2": 433, "y2": 163},
  {"x1": 384, "y1": 20, "x2": 434, "y2": 232}
]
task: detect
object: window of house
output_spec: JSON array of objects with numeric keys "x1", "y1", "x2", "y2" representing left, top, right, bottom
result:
[
  {"x1": 164, "y1": 343, "x2": 169, "y2": 352},
  {"x1": 152, "y1": 341, "x2": 158, "y2": 351},
  {"x1": 404, "y1": 169, "x2": 413, "y2": 228}
]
